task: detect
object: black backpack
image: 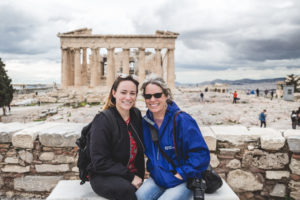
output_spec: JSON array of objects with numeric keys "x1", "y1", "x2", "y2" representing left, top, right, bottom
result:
[{"x1": 75, "y1": 109, "x2": 115, "y2": 185}]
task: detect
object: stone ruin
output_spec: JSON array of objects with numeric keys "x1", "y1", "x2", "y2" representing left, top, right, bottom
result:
[{"x1": 57, "y1": 28, "x2": 179, "y2": 89}]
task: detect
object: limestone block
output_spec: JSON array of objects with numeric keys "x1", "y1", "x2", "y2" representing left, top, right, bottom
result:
[
  {"x1": 219, "y1": 148, "x2": 240, "y2": 155},
  {"x1": 266, "y1": 171, "x2": 290, "y2": 179},
  {"x1": 283, "y1": 129, "x2": 300, "y2": 138},
  {"x1": 210, "y1": 153, "x2": 220, "y2": 168},
  {"x1": 39, "y1": 96, "x2": 57, "y2": 103},
  {"x1": 53, "y1": 155, "x2": 75, "y2": 163},
  {"x1": 287, "y1": 136, "x2": 300, "y2": 153},
  {"x1": 290, "y1": 158, "x2": 300, "y2": 175},
  {"x1": 270, "y1": 184, "x2": 286, "y2": 197},
  {"x1": 12, "y1": 123, "x2": 59, "y2": 149},
  {"x1": 260, "y1": 135, "x2": 285, "y2": 150},
  {"x1": 248, "y1": 127, "x2": 282, "y2": 138},
  {"x1": 1, "y1": 165, "x2": 30, "y2": 173},
  {"x1": 226, "y1": 159, "x2": 241, "y2": 169},
  {"x1": 0, "y1": 122, "x2": 38, "y2": 143},
  {"x1": 289, "y1": 180, "x2": 300, "y2": 200},
  {"x1": 14, "y1": 176, "x2": 63, "y2": 192},
  {"x1": 18, "y1": 150, "x2": 33, "y2": 163},
  {"x1": 210, "y1": 125, "x2": 251, "y2": 145},
  {"x1": 4, "y1": 157, "x2": 19, "y2": 164},
  {"x1": 227, "y1": 169, "x2": 263, "y2": 192},
  {"x1": 39, "y1": 123, "x2": 85, "y2": 147},
  {"x1": 242, "y1": 150, "x2": 289, "y2": 169},
  {"x1": 201, "y1": 126, "x2": 216, "y2": 151},
  {"x1": 86, "y1": 94, "x2": 102, "y2": 103},
  {"x1": 72, "y1": 166, "x2": 79, "y2": 172},
  {"x1": 39, "y1": 152, "x2": 55, "y2": 161},
  {"x1": 35, "y1": 164, "x2": 69, "y2": 172}
]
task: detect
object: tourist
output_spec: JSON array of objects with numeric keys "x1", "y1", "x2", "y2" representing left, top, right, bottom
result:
[
  {"x1": 136, "y1": 74, "x2": 210, "y2": 200},
  {"x1": 256, "y1": 88, "x2": 259, "y2": 97},
  {"x1": 291, "y1": 110, "x2": 297, "y2": 129},
  {"x1": 200, "y1": 91, "x2": 204, "y2": 102},
  {"x1": 259, "y1": 109, "x2": 267, "y2": 128},
  {"x1": 270, "y1": 90, "x2": 274, "y2": 100},
  {"x1": 88, "y1": 74, "x2": 145, "y2": 200},
  {"x1": 297, "y1": 107, "x2": 300, "y2": 126},
  {"x1": 233, "y1": 91, "x2": 238, "y2": 104}
]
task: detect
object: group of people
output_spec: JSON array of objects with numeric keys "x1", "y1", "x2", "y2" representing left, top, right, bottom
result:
[
  {"x1": 87, "y1": 73, "x2": 210, "y2": 200},
  {"x1": 291, "y1": 108, "x2": 300, "y2": 129}
]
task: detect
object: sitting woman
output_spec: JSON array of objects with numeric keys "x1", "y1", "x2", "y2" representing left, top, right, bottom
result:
[
  {"x1": 88, "y1": 74, "x2": 145, "y2": 200},
  {"x1": 136, "y1": 74, "x2": 210, "y2": 200}
]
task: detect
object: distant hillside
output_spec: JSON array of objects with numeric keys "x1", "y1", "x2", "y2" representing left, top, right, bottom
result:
[{"x1": 194, "y1": 77, "x2": 285, "y2": 86}]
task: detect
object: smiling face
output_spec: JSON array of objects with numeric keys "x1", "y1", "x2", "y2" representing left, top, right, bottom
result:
[
  {"x1": 112, "y1": 80, "x2": 137, "y2": 113},
  {"x1": 144, "y1": 83, "x2": 168, "y2": 117}
]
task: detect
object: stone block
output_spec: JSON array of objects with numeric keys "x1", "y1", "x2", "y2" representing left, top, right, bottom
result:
[
  {"x1": 39, "y1": 123, "x2": 86, "y2": 147},
  {"x1": 0, "y1": 177, "x2": 3, "y2": 189},
  {"x1": 14, "y1": 175, "x2": 63, "y2": 192},
  {"x1": 201, "y1": 126, "x2": 216, "y2": 151},
  {"x1": 0, "y1": 122, "x2": 38, "y2": 143},
  {"x1": 270, "y1": 184, "x2": 286, "y2": 197},
  {"x1": 210, "y1": 125, "x2": 251, "y2": 145},
  {"x1": 242, "y1": 151, "x2": 289, "y2": 169},
  {"x1": 260, "y1": 135, "x2": 285, "y2": 150},
  {"x1": 226, "y1": 159, "x2": 241, "y2": 169},
  {"x1": 53, "y1": 155, "x2": 75, "y2": 163},
  {"x1": 288, "y1": 180, "x2": 300, "y2": 200},
  {"x1": 287, "y1": 135, "x2": 300, "y2": 153},
  {"x1": 266, "y1": 171, "x2": 290, "y2": 179},
  {"x1": 1, "y1": 165, "x2": 30, "y2": 173},
  {"x1": 18, "y1": 150, "x2": 33, "y2": 163},
  {"x1": 39, "y1": 152, "x2": 55, "y2": 161},
  {"x1": 46, "y1": 180, "x2": 240, "y2": 200},
  {"x1": 248, "y1": 127, "x2": 282, "y2": 138},
  {"x1": 210, "y1": 153, "x2": 220, "y2": 168},
  {"x1": 12, "y1": 123, "x2": 59, "y2": 149},
  {"x1": 35, "y1": 164, "x2": 69, "y2": 172},
  {"x1": 283, "y1": 129, "x2": 300, "y2": 138},
  {"x1": 4, "y1": 156, "x2": 19, "y2": 164},
  {"x1": 227, "y1": 169, "x2": 263, "y2": 192},
  {"x1": 290, "y1": 158, "x2": 300, "y2": 175}
]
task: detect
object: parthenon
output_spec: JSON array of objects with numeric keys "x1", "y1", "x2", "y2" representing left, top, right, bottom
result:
[{"x1": 57, "y1": 28, "x2": 179, "y2": 89}]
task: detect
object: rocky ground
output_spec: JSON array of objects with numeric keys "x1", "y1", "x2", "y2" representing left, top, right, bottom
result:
[{"x1": 1, "y1": 88, "x2": 299, "y2": 131}]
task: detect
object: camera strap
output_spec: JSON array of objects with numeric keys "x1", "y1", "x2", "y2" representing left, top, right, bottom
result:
[{"x1": 148, "y1": 110, "x2": 183, "y2": 173}]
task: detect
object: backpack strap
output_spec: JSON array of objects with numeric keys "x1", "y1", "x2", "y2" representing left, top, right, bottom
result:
[{"x1": 173, "y1": 110, "x2": 183, "y2": 158}]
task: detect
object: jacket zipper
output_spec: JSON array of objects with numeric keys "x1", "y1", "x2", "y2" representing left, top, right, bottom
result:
[{"x1": 126, "y1": 125, "x2": 131, "y2": 167}]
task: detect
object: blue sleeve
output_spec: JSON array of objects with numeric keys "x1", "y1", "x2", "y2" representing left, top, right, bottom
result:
[{"x1": 175, "y1": 113, "x2": 210, "y2": 180}]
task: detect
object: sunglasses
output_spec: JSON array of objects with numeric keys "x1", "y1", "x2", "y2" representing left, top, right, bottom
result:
[
  {"x1": 144, "y1": 92, "x2": 163, "y2": 99},
  {"x1": 118, "y1": 73, "x2": 139, "y2": 82}
]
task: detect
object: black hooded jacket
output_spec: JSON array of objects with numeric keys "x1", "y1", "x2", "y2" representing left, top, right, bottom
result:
[{"x1": 87, "y1": 106, "x2": 145, "y2": 181}]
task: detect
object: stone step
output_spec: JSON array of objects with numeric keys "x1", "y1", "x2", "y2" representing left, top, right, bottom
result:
[{"x1": 46, "y1": 179, "x2": 240, "y2": 200}]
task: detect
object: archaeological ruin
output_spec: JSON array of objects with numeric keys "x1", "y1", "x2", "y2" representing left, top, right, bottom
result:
[{"x1": 57, "y1": 28, "x2": 179, "y2": 89}]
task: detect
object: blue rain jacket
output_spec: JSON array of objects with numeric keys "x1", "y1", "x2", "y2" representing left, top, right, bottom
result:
[{"x1": 142, "y1": 101, "x2": 210, "y2": 188}]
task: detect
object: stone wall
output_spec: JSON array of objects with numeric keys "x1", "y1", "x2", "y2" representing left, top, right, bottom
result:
[{"x1": 0, "y1": 122, "x2": 300, "y2": 199}]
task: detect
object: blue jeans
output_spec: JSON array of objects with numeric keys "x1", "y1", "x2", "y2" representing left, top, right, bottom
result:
[{"x1": 136, "y1": 177, "x2": 192, "y2": 200}]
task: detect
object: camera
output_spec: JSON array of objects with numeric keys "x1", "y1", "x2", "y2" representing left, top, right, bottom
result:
[{"x1": 187, "y1": 178, "x2": 206, "y2": 200}]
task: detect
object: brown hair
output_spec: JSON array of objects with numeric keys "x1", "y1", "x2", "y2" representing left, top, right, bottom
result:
[{"x1": 103, "y1": 74, "x2": 139, "y2": 110}]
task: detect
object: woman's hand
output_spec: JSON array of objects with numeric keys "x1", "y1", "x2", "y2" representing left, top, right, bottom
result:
[
  {"x1": 131, "y1": 175, "x2": 143, "y2": 189},
  {"x1": 174, "y1": 173, "x2": 183, "y2": 180}
]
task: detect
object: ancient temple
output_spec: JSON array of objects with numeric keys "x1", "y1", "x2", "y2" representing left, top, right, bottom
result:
[{"x1": 57, "y1": 28, "x2": 179, "y2": 88}]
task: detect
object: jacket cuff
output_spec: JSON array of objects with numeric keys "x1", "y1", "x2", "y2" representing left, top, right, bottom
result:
[
  {"x1": 176, "y1": 167, "x2": 187, "y2": 181},
  {"x1": 128, "y1": 172, "x2": 135, "y2": 182}
]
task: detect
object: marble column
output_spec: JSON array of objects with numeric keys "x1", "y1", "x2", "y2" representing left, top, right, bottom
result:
[
  {"x1": 90, "y1": 48, "x2": 100, "y2": 87},
  {"x1": 155, "y1": 48, "x2": 162, "y2": 77},
  {"x1": 106, "y1": 48, "x2": 115, "y2": 87},
  {"x1": 123, "y1": 48, "x2": 130, "y2": 74},
  {"x1": 167, "y1": 48, "x2": 175, "y2": 89},
  {"x1": 82, "y1": 48, "x2": 88, "y2": 86},
  {"x1": 68, "y1": 49, "x2": 75, "y2": 86},
  {"x1": 61, "y1": 48, "x2": 68, "y2": 88},
  {"x1": 138, "y1": 48, "x2": 145, "y2": 85},
  {"x1": 74, "y1": 48, "x2": 82, "y2": 86}
]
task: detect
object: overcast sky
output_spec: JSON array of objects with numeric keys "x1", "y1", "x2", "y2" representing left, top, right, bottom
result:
[{"x1": 1, "y1": 0, "x2": 300, "y2": 84}]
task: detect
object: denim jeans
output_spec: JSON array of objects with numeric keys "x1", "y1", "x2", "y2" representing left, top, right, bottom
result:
[{"x1": 136, "y1": 177, "x2": 192, "y2": 200}]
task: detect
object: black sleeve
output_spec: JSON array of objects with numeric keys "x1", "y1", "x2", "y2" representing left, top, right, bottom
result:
[{"x1": 89, "y1": 113, "x2": 134, "y2": 181}]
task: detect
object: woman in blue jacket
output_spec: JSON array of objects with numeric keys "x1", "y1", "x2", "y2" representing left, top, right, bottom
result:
[{"x1": 136, "y1": 74, "x2": 210, "y2": 200}]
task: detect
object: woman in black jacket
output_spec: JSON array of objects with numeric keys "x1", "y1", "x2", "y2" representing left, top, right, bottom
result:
[{"x1": 88, "y1": 74, "x2": 145, "y2": 200}]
